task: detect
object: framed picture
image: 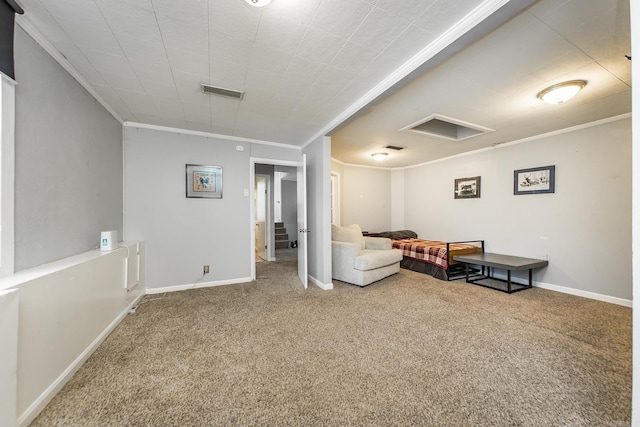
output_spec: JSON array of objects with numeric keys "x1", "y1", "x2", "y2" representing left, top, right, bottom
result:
[
  {"x1": 186, "y1": 164, "x2": 222, "y2": 198},
  {"x1": 514, "y1": 165, "x2": 555, "y2": 195},
  {"x1": 454, "y1": 176, "x2": 481, "y2": 199}
]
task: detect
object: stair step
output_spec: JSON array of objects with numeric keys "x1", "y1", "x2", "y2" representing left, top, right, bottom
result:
[{"x1": 275, "y1": 241, "x2": 290, "y2": 249}]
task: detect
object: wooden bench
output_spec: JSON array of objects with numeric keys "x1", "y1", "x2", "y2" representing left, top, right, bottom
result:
[{"x1": 452, "y1": 253, "x2": 548, "y2": 293}]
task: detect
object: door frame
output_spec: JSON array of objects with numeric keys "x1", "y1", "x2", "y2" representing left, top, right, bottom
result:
[
  {"x1": 249, "y1": 157, "x2": 302, "y2": 281},
  {"x1": 254, "y1": 173, "x2": 270, "y2": 261}
]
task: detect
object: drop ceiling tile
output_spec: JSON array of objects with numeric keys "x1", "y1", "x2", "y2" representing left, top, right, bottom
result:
[
  {"x1": 283, "y1": 55, "x2": 327, "y2": 83},
  {"x1": 130, "y1": 61, "x2": 174, "y2": 86},
  {"x1": 315, "y1": 65, "x2": 356, "y2": 89},
  {"x1": 249, "y1": 43, "x2": 293, "y2": 75},
  {"x1": 209, "y1": 59, "x2": 249, "y2": 89},
  {"x1": 348, "y1": 7, "x2": 408, "y2": 52},
  {"x1": 182, "y1": 102, "x2": 211, "y2": 124},
  {"x1": 274, "y1": 78, "x2": 311, "y2": 100},
  {"x1": 152, "y1": 99, "x2": 186, "y2": 120},
  {"x1": 331, "y1": 42, "x2": 379, "y2": 75},
  {"x1": 255, "y1": 12, "x2": 307, "y2": 54},
  {"x1": 100, "y1": 70, "x2": 145, "y2": 93},
  {"x1": 262, "y1": 0, "x2": 322, "y2": 27},
  {"x1": 65, "y1": 25, "x2": 122, "y2": 54},
  {"x1": 384, "y1": 24, "x2": 436, "y2": 64},
  {"x1": 96, "y1": 0, "x2": 154, "y2": 14},
  {"x1": 376, "y1": 0, "x2": 435, "y2": 23},
  {"x1": 118, "y1": 36, "x2": 168, "y2": 66},
  {"x1": 210, "y1": 0, "x2": 261, "y2": 42},
  {"x1": 244, "y1": 69, "x2": 281, "y2": 99},
  {"x1": 173, "y1": 70, "x2": 208, "y2": 97},
  {"x1": 414, "y1": 0, "x2": 477, "y2": 36},
  {"x1": 157, "y1": 15, "x2": 209, "y2": 53},
  {"x1": 138, "y1": 80, "x2": 179, "y2": 101},
  {"x1": 115, "y1": 89, "x2": 158, "y2": 113},
  {"x1": 83, "y1": 50, "x2": 133, "y2": 76},
  {"x1": 46, "y1": 0, "x2": 108, "y2": 30},
  {"x1": 166, "y1": 47, "x2": 209, "y2": 75},
  {"x1": 310, "y1": 0, "x2": 372, "y2": 39},
  {"x1": 98, "y1": 4, "x2": 162, "y2": 44},
  {"x1": 210, "y1": 31, "x2": 254, "y2": 67},
  {"x1": 296, "y1": 27, "x2": 346, "y2": 64},
  {"x1": 180, "y1": 92, "x2": 212, "y2": 108},
  {"x1": 153, "y1": 0, "x2": 209, "y2": 24}
]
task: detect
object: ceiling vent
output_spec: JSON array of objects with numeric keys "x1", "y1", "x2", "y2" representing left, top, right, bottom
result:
[
  {"x1": 400, "y1": 114, "x2": 493, "y2": 141},
  {"x1": 385, "y1": 145, "x2": 405, "y2": 150},
  {"x1": 201, "y1": 83, "x2": 244, "y2": 100}
]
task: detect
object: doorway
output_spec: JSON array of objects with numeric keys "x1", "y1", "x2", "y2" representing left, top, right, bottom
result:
[{"x1": 250, "y1": 158, "x2": 307, "y2": 287}]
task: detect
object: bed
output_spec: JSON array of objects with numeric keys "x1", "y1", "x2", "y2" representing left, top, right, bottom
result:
[{"x1": 372, "y1": 230, "x2": 484, "y2": 281}]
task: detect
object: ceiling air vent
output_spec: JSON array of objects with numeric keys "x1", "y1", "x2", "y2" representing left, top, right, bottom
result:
[
  {"x1": 400, "y1": 114, "x2": 493, "y2": 141},
  {"x1": 201, "y1": 83, "x2": 244, "y2": 100},
  {"x1": 385, "y1": 145, "x2": 405, "y2": 150}
]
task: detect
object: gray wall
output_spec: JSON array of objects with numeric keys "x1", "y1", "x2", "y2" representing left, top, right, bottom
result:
[
  {"x1": 281, "y1": 179, "x2": 297, "y2": 238},
  {"x1": 13, "y1": 27, "x2": 123, "y2": 271},
  {"x1": 335, "y1": 117, "x2": 631, "y2": 301},
  {"x1": 304, "y1": 136, "x2": 332, "y2": 286},
  {"x1": 124, "y1": 126, "x2": 302, "y2": 290},
  {"x1": 342, "y1": 166, "x2": 391, "y2": 233}
]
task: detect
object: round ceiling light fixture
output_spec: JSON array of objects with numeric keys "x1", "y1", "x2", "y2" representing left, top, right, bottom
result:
[
  {"x1": 371, "y1": 152, "x2": 388, "y2": 161},
  {"x1": 537, "y1": 80, "x2": 587, "y2": 104},
  {"x1": 245, "y1": 0, "x2": 272, "y2": 7}
]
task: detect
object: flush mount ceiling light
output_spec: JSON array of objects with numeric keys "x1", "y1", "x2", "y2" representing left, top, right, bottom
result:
[
  {"x1": 371, "y1": 152, "x2": 388, "y2": 161},
  {"x1": 537, "y1": 80, "x2": 587, "y2": 104},
  {"x1": 245, "y1": 0, "x2": 271, "y2": 7}
]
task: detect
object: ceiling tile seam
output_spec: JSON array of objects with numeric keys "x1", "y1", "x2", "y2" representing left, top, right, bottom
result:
[
  {"x1": 147, "y1": 0, "x2": 189, "y2": 124},
  {"x1": 93, "y1": 0, "x2": 155, "y2": 123},
  {"x1": 15, "y1": 16, "x2": 124, "y2": 124},
  {"x1": 301, "y1": 0, "x2": 516, "y2": 149},
  {"x1": 526, "y1": 10, "x2": 631, "y2": 90}
]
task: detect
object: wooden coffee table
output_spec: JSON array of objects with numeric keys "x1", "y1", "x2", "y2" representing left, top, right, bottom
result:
[{"x1": 452, "y1": 253, "x2": 548, "y2": 293}]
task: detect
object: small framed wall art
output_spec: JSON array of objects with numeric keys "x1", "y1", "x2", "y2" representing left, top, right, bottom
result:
[
  {"x1": 514, "y1": 165, "x2": 555, "y2": 195},
  {"x1": 186, "y1": 164, "x2": 222, "y2": 198},
  {"x1": 454, "y1": 176, "x2": 481, "y2": 199}
]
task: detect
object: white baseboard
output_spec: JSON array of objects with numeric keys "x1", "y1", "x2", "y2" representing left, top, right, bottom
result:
[
  {"x1": 534, "y1": 281, "x2": 631, "y2": 307},
  {"x1": 309, "y1": 275, "x2": 333, "y2": 290},
  {"x1": 146, "y1": 277, "x2": 253, "y2": 294},
  {"x1": 17, "y1": 293, "x2": 145, "y2": 427}
]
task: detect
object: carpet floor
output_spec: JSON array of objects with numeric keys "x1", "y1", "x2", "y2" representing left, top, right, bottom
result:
[{"x1": 31, "y1": 261, "x2": 631, "y2": 426}]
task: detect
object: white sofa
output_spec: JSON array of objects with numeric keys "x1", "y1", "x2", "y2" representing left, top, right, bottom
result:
[{"x1": 331, "y1": 224, "x2": 403, "y2": 287}]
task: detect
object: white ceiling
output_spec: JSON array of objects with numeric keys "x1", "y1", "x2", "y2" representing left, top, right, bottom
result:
[
  {"x1": 16, "y1": 0, "x2": 631, "y2": 168},
  {"x1": 331, "y1": 0, "x2": 632, "y2": 167}
]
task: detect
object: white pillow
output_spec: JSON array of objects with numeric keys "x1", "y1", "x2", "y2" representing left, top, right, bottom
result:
[{"x1": 331, "y1": 224, "x2": 365, "y2": 249}]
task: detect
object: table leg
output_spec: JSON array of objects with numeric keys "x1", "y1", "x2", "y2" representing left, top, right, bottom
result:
[
  {"x1": 507, "y1": 270, "x2": 512, "y2": 293},
  {"x1": 465, "y1": 263, "x2": 469, "y2": 283},
  {"x1": 528, "y1": 269, "x2": 532, "y2": 288}
]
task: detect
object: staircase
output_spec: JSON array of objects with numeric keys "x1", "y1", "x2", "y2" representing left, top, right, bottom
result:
[{"x1": 275, "y1": 222, "x2": 290, "y2": 249}]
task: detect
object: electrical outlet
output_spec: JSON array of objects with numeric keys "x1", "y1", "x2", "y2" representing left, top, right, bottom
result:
[{"x1": 203, "y1": 265, "x2": 210, "y2": 274}]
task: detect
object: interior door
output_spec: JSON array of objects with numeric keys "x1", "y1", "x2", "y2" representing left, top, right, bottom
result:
[{"x1": 297, "y1": 154, "x2": 308, "y2": 288}]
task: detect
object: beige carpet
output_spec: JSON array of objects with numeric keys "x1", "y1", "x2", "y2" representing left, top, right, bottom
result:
[{"x1": 31, "y1": 261, "x2": 631, "y2": 426}]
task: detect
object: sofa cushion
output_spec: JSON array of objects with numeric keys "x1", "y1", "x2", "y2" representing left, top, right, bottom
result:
[
  {"x1": 331, "y1": 224, "x2": 365, "y2": 249},
  {"x1": 354, "y1": 249, "x2": 403, "y2": 271}
]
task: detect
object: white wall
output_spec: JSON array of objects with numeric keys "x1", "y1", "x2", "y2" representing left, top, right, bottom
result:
[
  {"x1": 404, "y1": 117, "x2": 631, "y2": 301},
  {"x1": 124, "y1": 126, "x2": 302, "y2": 291},
  {"x1": 281, "y1": 179, "x2": 297, "y2": 240},
  {"x1": 0, "y1": 242, "x2": 144, "y2": 426},
  {"x1": 341, "y1": 165, "x2": 392, "y2": 232}
]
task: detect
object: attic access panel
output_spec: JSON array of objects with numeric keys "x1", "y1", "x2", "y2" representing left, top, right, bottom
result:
[{"x1": 400, "y1": 114, "x2": 493, "y2": 141}]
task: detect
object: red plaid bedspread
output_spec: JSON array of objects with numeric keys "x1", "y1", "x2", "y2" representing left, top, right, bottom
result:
[{"x1": 391, "y1": 239, "x2": 481, "y2": 269}]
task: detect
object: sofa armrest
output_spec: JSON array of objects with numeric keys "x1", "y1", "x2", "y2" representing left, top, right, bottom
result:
[
  {"x1": 332, "y1": 240, "x2": 362, "y2": 259},
  {"x1": 364, "y1": 236, "x2": 392, "y2": 250}
]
